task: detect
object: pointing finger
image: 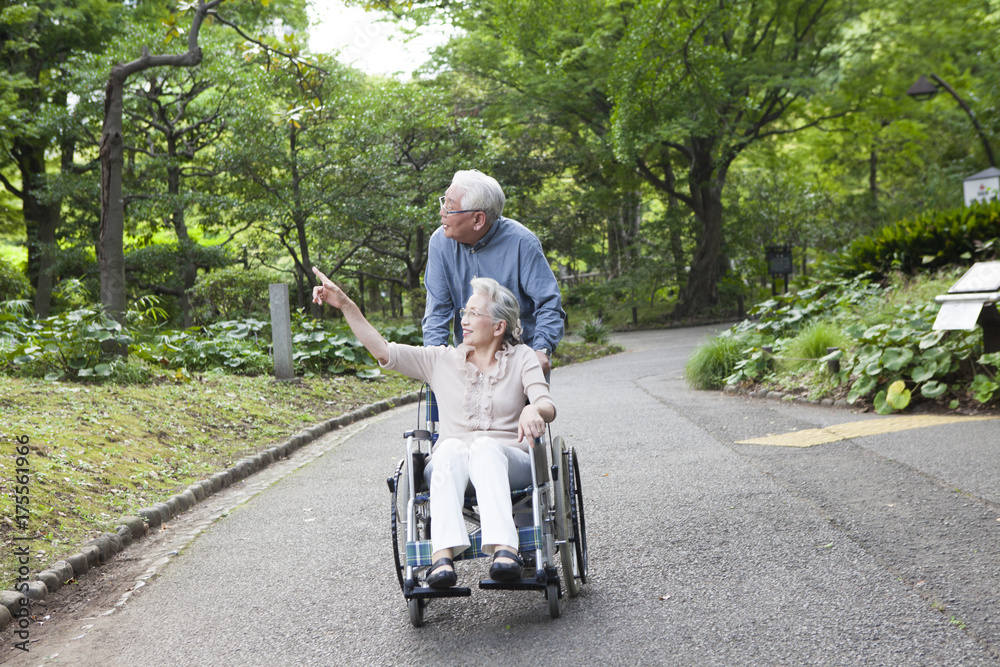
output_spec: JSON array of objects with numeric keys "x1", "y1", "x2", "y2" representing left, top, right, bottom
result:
[{"x1": 312, "y1": 266, "x2": 334, "y2": 286}]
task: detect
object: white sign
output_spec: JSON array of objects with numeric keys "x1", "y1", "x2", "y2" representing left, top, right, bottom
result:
[{"x1": 963, "y1": 167, "x2": 1000, "y2": 207}]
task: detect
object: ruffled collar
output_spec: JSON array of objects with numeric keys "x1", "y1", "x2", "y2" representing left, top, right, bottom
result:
[{"x1": 456, "y1": 342, "x2": 513, "y2": 381}]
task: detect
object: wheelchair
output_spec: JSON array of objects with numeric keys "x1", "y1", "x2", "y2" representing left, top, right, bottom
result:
[{"x1": 387, "y1": 385, "x2": 588, "y2": 626}]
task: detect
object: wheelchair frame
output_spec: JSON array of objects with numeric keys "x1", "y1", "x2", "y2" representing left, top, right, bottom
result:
[{"x1": 387, "y1": 385, "x2": 588, "y2": 626}]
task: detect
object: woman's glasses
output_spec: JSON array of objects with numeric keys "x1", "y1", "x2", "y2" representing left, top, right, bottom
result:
[{"x1": 459, "y1": 307, "x2": 492, "y2": 320}]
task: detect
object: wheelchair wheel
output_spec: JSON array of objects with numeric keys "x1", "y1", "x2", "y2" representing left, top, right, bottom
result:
[
  {"x1": 547, "y1": 581, "x2": 560, "y2": 619},
  {"x1": 408, "y1": 597, "x2": 426, "y2": 627},
  {"x1": 390, "y1": 462, "x2": 408, "y2": 593},
  {"x1": 551, "y1": 437, "x2": 581, "y2": 597},
  {"x1": 392, "y1": 455, "x2": 431, "y2": 593},
  {"x1": 568, "y1": 447, "x2": 588, "y2": 585}
]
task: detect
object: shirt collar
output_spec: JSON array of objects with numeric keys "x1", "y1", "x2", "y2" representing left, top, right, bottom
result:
[{"x1": 471, "y1": 216, "x2": 503, "y2": 252}]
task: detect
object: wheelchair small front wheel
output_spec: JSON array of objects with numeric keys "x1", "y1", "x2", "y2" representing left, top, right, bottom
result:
[
  {"x1": 408, "y1": 597, "x2": 426, "y2": 627},
  {"x1": 547, "y1": 581, "x2": 560, "y2": 619}
]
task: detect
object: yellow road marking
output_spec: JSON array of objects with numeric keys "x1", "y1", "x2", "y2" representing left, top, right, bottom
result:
[{"x1": 736, "y1": 415, "x2": 999, "y2": 448}]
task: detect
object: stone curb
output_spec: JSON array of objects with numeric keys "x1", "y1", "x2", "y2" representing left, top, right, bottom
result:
[
  {"x1": 722, "y1": 383, "x2": 851, "y2": 409},
  {"x1": 0, "y1": 390, "x2": 420, "y2": 631}
]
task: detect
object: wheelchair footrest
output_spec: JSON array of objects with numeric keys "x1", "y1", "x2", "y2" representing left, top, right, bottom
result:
[
  {"x1": 406, "y1": 586, "x2": 472, "y2": 599},
  {"x1": 479, "y1": 577, "x2": 552, "y2": 592}
]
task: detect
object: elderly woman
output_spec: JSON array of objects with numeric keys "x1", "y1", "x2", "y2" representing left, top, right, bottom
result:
[{"x1": 311, "y1": 267, "x2": 556, "y2": 588}]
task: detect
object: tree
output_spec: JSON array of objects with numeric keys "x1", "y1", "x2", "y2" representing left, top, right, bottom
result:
[
  {"x1": 221, "y1": 49, "x2": 374, "y2": 313},
  {"x1": 98, "y1": 0, "x2": 226, "y2": 327},
  {"x1": 97, "y1": 0, "x2": 310, "y2": 328},
  {"x1": 0, "y1": 0, "x2": 121, "y2": 317},
  {"x1": 610, "y1": 0, "x2": 870, "y2": 317},
  {"x1": 424, "y1": 0, "x2": 652, "y2": 283}
]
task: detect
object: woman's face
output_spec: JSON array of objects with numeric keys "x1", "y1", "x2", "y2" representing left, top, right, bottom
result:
[{"x1": 461, "y1": 291, "x2": 503, "y2": 348}]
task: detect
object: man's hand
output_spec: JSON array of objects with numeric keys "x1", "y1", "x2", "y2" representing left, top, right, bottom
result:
[{"x1": 535, "y1": 349, "x2": 551, "y2": 376}]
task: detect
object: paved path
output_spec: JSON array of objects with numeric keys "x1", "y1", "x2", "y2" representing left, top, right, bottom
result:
[{"x1": 4, "y1": 327, "x2": 1000, "y2": 665}]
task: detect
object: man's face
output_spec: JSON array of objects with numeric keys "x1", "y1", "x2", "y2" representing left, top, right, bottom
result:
[{"x1": 440, "y1": 186, "x2": 486, "y2": 245}]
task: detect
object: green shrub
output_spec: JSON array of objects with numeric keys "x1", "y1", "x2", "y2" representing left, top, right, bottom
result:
[
  {"x1": 783, "y1": 321, "x2": 849, "y2": 371},
  {"x1": 684, "y1": 334, "x2": 748, "y2": 390},
  {"x1": 733, "y1": 273, "x2": 884, "y2": 339},
  {"x1": 139, "y1": 319, "x2": 273, "y2": 376},
  {"x1": 2, "y1": 307, "x2": 133, "y2": 381},
  {"x1": 291, "y1": 316, "x2": 422, "y2": 377},
  {"x1": 0, "y1": 257, "x2": 30, "y2": 300},
  {"x1": 824, "y1": 201, "x2": 1000, "y2": 279},
  {"x1": 189, "y1": 265, "x2": 276, "y2": 323},
  {"x1": 579, "y1": 317, "x2": 610, "y2": 344}
]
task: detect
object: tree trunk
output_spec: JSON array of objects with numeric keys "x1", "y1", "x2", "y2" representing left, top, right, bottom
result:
[
  {"x1": 869, "y1": 147, "x2": 878, "y2": 208},
  {"x1": 406, "y1": 225, "x2": 426, "y2": 323},
  {"x1": 607, "y1": 190, "x2": 641, "y2": 276},
  {"x1": 14, "y1": 139, "x2": 60, "y2": 318},
  {"x1": 167, "y1": 141, "x2": 199, "y2": 327},
  {"x1": 287, "y1": 126, "x2": 317, "y2": 317},
  {"x1": 99, "y1": 71, "x2": 129, "y2": 325},
  {"x1": 673, "y1": 162, "x2": 727, "y2": 320}
]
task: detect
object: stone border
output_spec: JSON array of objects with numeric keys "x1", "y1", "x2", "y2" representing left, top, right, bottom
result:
[
  {"x1": 723, "y1": 384, "x2": 851, "y2": 408},
  {"x1": 0, "y1": 392, "x2": 420, "y2": 630}
]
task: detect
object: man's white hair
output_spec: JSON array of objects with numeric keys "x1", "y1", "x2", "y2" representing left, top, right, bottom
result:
[{"x1": 451, "y1": 170, "x2": 505, "y2": 223}]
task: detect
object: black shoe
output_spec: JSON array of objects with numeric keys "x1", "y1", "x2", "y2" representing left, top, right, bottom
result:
[
  {"x1": 426, "y1": 557, "x2": 457, "y2": 589},
  {"x1": 489, "y1": 549, "x2": 523, "y2": 582}
]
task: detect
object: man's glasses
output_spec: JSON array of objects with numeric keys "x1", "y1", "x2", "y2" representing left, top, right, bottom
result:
[
  {"x1": 439, "y1": 195, "x2": 483, "y2": 216},
  {"x1": 459, "y1": 307, "x2": 492, "y2": 320}
]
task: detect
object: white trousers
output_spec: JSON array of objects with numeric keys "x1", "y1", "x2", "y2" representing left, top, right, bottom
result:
[{"x1": 425, "y1": 436, "x2": 532, "y2": 556}]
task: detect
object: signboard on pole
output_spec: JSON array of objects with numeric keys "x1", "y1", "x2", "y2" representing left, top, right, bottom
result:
[{"x1": 963, "y1": 167, "x2": 1000, "y2": 207}]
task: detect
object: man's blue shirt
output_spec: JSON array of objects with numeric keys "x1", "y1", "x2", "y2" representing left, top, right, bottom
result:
[{"x1": 422, "y1": 216, "x2": 565, "y2": 352}]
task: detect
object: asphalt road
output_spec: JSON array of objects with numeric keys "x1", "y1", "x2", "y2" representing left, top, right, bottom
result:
[{"x1": 4, "y1": 326, "x2": 1000, "y2": 666}]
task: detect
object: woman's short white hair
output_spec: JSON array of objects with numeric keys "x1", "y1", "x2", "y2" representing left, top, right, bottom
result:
[
  {"x1": 470, "y1": 277, "x2": 523, "y2": 345},
  {"x1": 451, "y1": 170, "x2": 505, "y2": 223}
]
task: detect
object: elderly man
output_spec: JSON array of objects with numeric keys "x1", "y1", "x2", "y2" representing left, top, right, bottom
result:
[{"x1": 422, "y1": 169, "x2": 564, "y2": 374}]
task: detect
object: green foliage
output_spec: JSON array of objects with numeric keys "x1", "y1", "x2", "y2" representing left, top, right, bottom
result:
[
  {"x1": 684, "y1": 334, "x2": 748, "y2": 390},
  {"x1": 125, "y1": 243, "x2": 231, "y2": 291},
  {"x1": 711, "y1": 268, "x2": 999, "y2": 410},
  {"x1": 874, "y1": 380, "x2": 912, "y2": 415},
  {"x1": 140, "y1": 319, "x2": 273, "y2": 376},
  {"x1": 0, "y1": 256, "x2": 30, "y2": 300},
  {"x1": 1, "y1": 307, "x2": 134, "y2": 381},
  {"x1": 725, "y1": 345, "x2": 777, "y2": 386},
  {"x1": 291, "y1": 317, "x2": 367, "y2": 376},
  {"x1": 188, "y1": 265, "x2": 276, "y2": 323},
  {"x1": 824, "y1": 202, "x2": 1000, "y2": 279},
  {"x1": 837, "y1": 305, "x2": 979, "y2": 411},
  {"x1": 291, "y1": 316, "x2": 422, "y2": 377},
  {"x1": 579, "y1": 317, "x2": 610, "y2": 344},
  {"x1": 0, "y1": 290, "x2": 426, "y2": 382},
  {"x1": 783, "y1": 321, "x2": 850, "y2": 371},
  {"x1": 733, "y1": 274, "x2": 885, "y2": 339}
]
